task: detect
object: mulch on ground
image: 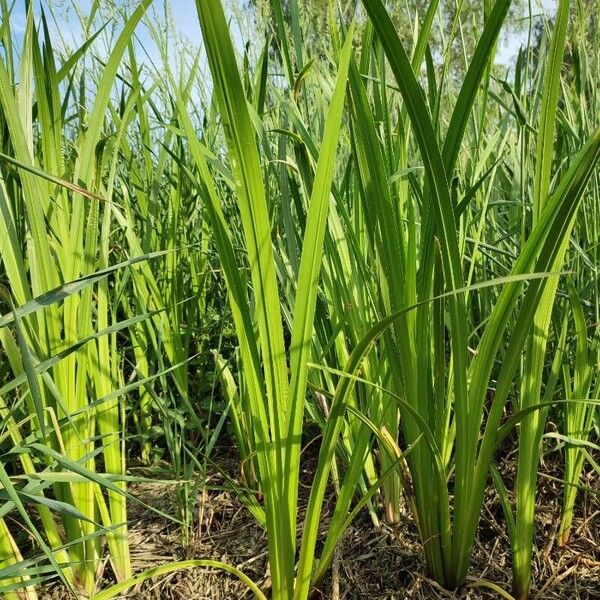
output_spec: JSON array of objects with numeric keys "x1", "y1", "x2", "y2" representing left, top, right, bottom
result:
[{"x1": 39, "y1": 444, "x2": 600, "y2": 599}]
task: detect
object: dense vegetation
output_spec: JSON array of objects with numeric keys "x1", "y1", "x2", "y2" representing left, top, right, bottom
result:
[{"x1": 0, "y1": 0, "x2": 598, "y2": 599}]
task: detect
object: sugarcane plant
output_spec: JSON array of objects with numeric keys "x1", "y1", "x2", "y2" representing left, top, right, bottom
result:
[
  {"x1": 0, "y1": 1, "x2": 155, "y2": 596},
  {"x1": 1, "y1": 1, "x2": 599, "y2": 599},
  {"x1": 353, "y1": 0, "x2": 600, "y2": 594}
]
